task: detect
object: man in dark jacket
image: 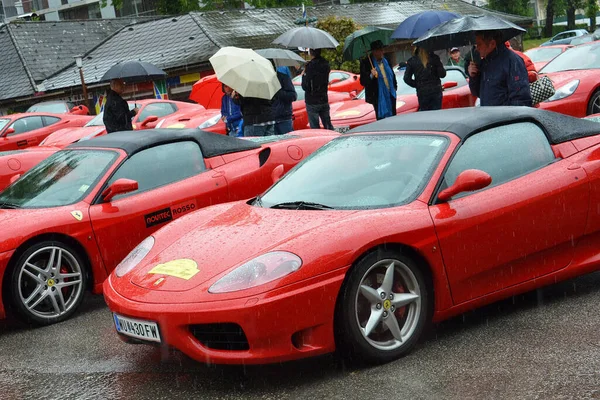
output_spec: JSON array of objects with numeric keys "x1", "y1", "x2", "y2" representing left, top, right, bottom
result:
[
  {"x1": 468, "y1": 31, "x2": 532, "y2": 107},
  {"x1": 301, "y1": 49, "x2": 333, "y2": 130},
  {"x1": 360, "y1": 40, "x2": 398, "y2": 120},
  {"x1": 232, "y1": 92, "x2": 275, "y2": 137},
  {"x1": 103, "y1": 79, "x2": 138, "y2": 133},
  {"x1": 272, "y1": 66, "x2": 297, "y2": 135}
]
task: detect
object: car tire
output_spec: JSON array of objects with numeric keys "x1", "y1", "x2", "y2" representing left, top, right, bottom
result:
[
  {"x1": 7, "y1": 240, "x2": 87, "y2": 325},
  {"x1": 586, "y1": 90, "x2": 600, "y2": 116},
  {"x1": 336, "y1": 249, "x2": 431, "y2": 364}
]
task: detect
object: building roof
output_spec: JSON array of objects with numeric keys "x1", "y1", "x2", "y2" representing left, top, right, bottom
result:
[
  {"x1": 190, "y1": 0, "x2": 532, "y2": 49},
  {"x1": 33, "y1": 1, "x2": 531, "y2": 96},
  {"x1": 349, "y1": 107, "x2": 600, "y2": 145},
  {"x1": 0, "y1": 25, "x2": 36, "y2": 101},
  {"x1": 43, "y1": 15, "x2": 219, "y2": 92}
]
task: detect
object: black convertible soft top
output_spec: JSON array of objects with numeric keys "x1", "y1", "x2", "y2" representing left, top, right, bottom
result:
[
  {"x1": 68, "y1": 128, "x2": 261, "y2": 157},
  {"x1": 349, "y1": 107, "x2": 600, "y2": 144}
]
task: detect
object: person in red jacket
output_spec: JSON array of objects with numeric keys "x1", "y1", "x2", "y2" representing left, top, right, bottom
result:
[{"x1": 505, "y1": 41, "x2": 538, "y2": 83}]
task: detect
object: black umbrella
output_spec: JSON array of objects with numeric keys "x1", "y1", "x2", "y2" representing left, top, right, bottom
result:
[
  {"x1": 412, "y1": 15, "x2": 526, "y2": 51},
  {"x1": 100, "y1": 60, "x2": 167, "y2": 83},
  {"x1": 272, "y1": 26, "x2": 339, "y2": 49}
]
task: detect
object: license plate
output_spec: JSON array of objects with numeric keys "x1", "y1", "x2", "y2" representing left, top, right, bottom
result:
[
  {"x1": 334, "y1": 126, "x2": 350, "y2": 134},
  {"x1": 113, "y1": 313, "x2": 161, "y2": 343}
]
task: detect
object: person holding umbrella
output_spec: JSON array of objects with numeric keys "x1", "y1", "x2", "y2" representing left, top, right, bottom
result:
[
  {"x1": 302, "y1": 49, "x2": 333, "y2": 130},
  {"x1": 271, "y1": 62, "x2": 297, "y2": 135},
  {"x1": 468, "y1": 30, "x2": 532, "y2": 106},
  {"x1": 404, "y1": 46, "x2": 446, "y2": 111},
  {"x1": 103, "y1": 79, "x2": 139, "y2": 133},
  {"x1": 220, "y1": 84, "x2": 243, "y2": 137},
  {"x1": 359, "y1": 40, "x2": 398, "y2": 120}
]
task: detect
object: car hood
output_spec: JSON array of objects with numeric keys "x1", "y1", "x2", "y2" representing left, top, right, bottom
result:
[
  {"x1": 129, "y1": 202, "x2": 358, "y2": 292},
  {"x1": 161, "y1": 109, "x2": 221, "y2": 129},
  {"x1": 42, "y1": 126, "x2": 106, "y2": 148},
  {"x1": 542, "y1": 69, "x2": 598, "y2": 88},
  {"x1": 330, "y1": 99, "x2": 371, "y2": 121}
]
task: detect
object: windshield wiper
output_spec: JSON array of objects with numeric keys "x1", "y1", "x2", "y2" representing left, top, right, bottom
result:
[
  {"x1": 270, "y1": 201, "x2": 334, "y2": 210},
  {"x1": 0, "y1": 202, "x2": 21, "y2": 209}
]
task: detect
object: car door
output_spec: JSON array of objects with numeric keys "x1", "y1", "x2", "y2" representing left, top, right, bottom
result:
[
  {"x1": 429, "y1": 122, "x2": 589, "y2": 304},
  {"x1": 0, "y1": 116, "x2": 45, "y2": 150},
  {"x1": 441, "y1": 69, "x2": 472, "y2": 109},
  {"x1": 88, "y1": 141, "x2": 228, "y2": 272},
  {"x1": 133, "y1": 102, "x2": 177, "y2": 130}
]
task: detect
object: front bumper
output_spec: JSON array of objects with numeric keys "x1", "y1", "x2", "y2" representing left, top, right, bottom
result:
[
  {"x1": 103, "y1": 267, "x2": 348, "y2": 365},
  {"x1": 0, "y1": 250, "x2": 15, "y2": 319}
]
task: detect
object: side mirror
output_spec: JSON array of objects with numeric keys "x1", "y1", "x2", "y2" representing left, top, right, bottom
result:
[
  {"x1": 101, "y1": 178, "x2": 139, "y2": 202},
  {"x1": 70, "y1": 105, "x2": 89, "y2": 115},
  {"x1": 9, "y1": 174, "x2": 21, "y2": 184},
  {"x1": 349, "y1": 90, "x2": 358, "y2": 99},
  {"x1": 2, "y1": 128, "x2": 15, "y2": 138},
  {"x1": 140, "y1": 115, "x2": 158, "y2": 128},
  {"x1": 442, "y1": 81, "x2": 458, "y2": 90},
  {"x1": 438, "y1": 169, "x2": 491, "y2": 202},
  {"x1": 271, "y1": 164, "x2": 285, "y2": 184},
  {"x1": 353, "y1": 75, "x2": 358, "y2": 80}
]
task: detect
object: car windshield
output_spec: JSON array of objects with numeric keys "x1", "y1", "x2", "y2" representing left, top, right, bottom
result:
[
  {"x1": 356, "y1": 70, "x2": 415, "y2": 99},
  {"x1": 259, "y1": 134, "x2": 448, "y2": 209},
  {"x1": 294, "y1": 86, "x2": 305, "y2": 101},
  {"x1": 86, "y1": 103, "x2": 134, "y2": 127},
  {"x1": 541, "y1": 43, "x2": 600, "y2": 72},
  {"x1": 0, "y1": 150, "x2": 117, "y2": 209},
  {"x1": 525, "y1": 47, "x2": 564, "y2": 62},
  {"x1": 0, "y1": 118, "x2": 10, "y2": 131},
  {"x1": 26, "y1": 103, "x2": 67, "y2": 113}
]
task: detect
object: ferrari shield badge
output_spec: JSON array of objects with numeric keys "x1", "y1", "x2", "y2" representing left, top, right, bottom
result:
[
  {"x1": 71, "y1": 210, "x2": 83, "y2": 221},
  {"x1": 148, "y1": 259, "x2": 199, "y2": 280}
]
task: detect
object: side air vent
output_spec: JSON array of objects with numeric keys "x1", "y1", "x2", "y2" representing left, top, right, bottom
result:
[{"x1": 258, "y1": 147, "x2": 271, "y2": 167}]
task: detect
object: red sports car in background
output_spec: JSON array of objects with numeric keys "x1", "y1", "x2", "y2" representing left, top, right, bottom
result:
[
  {"x1": 104, "y1": 107, "x2": 600, "y2": 366},
  {"x1": 330, "y1": 67, "x2": 476, "y2": 132},
  {"x1": 0, "y1": 112, "x2": 92, "y2": 151},
  {"x1": 293, "y1": 70, "x2": 363, "y2": 95},
  {"x1": 538, "y1": 42, "x2": 600, "y2": 117},
  {"x1": 0, "y1": 100, "x2": 204, "y2": 191},
  {"x1": 0, "y1": 129, "x2": 337, "y2": 325},
  {"x1": 26, "y1": 101, "x2": 90, "y2": 116},
  {"x1": 524, "y1": 45, "x2": 572, "y2": 71},
  {"x1": 161, "y1": 86, "x2": 352, "y2": 134}
]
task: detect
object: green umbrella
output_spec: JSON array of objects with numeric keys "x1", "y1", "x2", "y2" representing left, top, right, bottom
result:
[{"x1": 342, "y1": 26, "x2": 394, "y2": 62}]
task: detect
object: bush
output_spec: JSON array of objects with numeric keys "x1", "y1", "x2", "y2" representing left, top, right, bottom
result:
[{"x1": 315, "y1": 16, "x2": 362, "y2": 73}]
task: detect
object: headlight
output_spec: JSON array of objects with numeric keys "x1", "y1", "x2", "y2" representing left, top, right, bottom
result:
[
  {"x1": 198, "y1": 113, "x2": 221, "y2": 129},
  {"x1": 396, "y1": 100, "x2": 406, "y2": 109},
  {"x1": 545, "y1": 79, "x2": 579, "y2": 102},
  {"x1": 208, "y1": 251, "x2": 302, "y2": 294},
  {"x1": 77, "y1": 128, "x2": 105, "y2": 143},
  {"x1": 115, "y1": 236, "x2": 154, "y2": 277}
]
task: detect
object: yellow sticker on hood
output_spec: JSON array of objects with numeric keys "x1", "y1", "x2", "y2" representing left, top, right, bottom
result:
[
  {"x1": 71, "y1": 210, "x2": 83, "y2": 221},
  {"x1": 334, "y1": 110, "x2": 362, "y2": 118},
  {"x1": 148, "y1": 259, "x2": 199, "y2": 280},
  {"x1": 166, "y1": 123, "x2": 186, "y2": 129}
]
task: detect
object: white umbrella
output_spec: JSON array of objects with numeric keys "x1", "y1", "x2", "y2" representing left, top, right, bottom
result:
[{"x1": 209, "y1": 47, "x2": 281, "y2": 100}]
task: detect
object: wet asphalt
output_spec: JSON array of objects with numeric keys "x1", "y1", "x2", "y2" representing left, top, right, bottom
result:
[{"x1": 1, "y1": 272, "x2": 599, "y2": 400}]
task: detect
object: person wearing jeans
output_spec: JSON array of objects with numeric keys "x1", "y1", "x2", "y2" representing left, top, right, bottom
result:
[{"x1": 301, "y1": 49, "x2": 334, "y2": 130}]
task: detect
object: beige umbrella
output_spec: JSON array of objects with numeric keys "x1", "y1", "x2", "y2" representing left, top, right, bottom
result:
[{"x1": 209, "y1": 47, "x2": 281, "y2": 100}]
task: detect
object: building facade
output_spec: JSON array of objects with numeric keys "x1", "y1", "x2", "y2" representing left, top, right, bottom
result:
[{"x1": 1, "y1": 0, "x2": 160, "y2": 21}]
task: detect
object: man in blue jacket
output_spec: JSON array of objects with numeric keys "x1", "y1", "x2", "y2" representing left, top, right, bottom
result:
[
  {"x1": 468, "y1": 31, "x2": 532, "y2": 107},
  {"x1": 220, "y1": 84, "x2": 243, "y2": 137},
  {"x1": 272, "y1": 64, "x2": 298, "y2": 135}
]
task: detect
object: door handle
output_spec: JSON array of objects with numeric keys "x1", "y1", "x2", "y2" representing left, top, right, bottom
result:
[{"x1": 567, "y1": 163, "x2": 581, "y2": 170}]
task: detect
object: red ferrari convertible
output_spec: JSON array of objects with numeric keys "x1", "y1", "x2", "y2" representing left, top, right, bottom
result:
[
  {"x1": 0, "y1": 129, "x2": 337, "y2": 325},
  {"x1": 105, "y1": 107, "x2": 600, "y2": 365},
  {"x1": 330, "y1": 67, "x2": 476, "y2": 132},
  {"x1": 0, "y1": 112, "x2": 91, "y2": 151},
  {"x1": 0, "y1": 100, "x2": 204, "y2": 192},
  {"x1": 538, "y1": 42, "x2": 600, "y2": 117}
]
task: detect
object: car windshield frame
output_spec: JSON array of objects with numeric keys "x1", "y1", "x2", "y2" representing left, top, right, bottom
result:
[
  {"x1": 258, "y1": 133, "x2": 450, "y2": 210},
  {"x1": 26, "y1": 103, "x2": 68, "y2": 114},
  {"x1": 525, "y1": 47, "x2": 564, "y2": 62},
  {"x1": 541, "y1": 43, "x2": 600, "y2": 73},
  {"x1": 0, "y1": 149, "x2": 119, "y2": 209}
]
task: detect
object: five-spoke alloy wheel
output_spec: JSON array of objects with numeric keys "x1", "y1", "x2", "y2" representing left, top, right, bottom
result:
[
  {"x1": 337, "y1": 249, "x2": 430, "y2": 364},
  {"x1": 8, "y1": 241, "x2": 87, "y2": 325}
]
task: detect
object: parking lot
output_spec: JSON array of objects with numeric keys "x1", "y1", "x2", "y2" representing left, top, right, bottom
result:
[{"x1": 1, "y1": 271, "x2": 599, "y2": 400}]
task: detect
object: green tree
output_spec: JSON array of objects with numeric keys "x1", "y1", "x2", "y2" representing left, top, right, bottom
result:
[
  {"x1": 315, "y1": 16, "x2": 362, "y2": 73},
  {"x1": 487, "y1": 0, "x2": 532, "y2": 16},
  {"x1": 544, "y1": 0, "x2": 566, "y2": 37},
  {"x1": 586, "y1": 0, "x2": 599, "y2": 30},
  {"x1": 565, "y1": 0, "x2": 585, "y2": 29}
]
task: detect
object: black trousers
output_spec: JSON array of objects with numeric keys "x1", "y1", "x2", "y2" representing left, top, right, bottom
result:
[
  {"x1": 373, "y1": 95, "x2": 398, "y2": 120},
  {"x1": 417, "y1": 92, "x2": 443, "y2": 111}
]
